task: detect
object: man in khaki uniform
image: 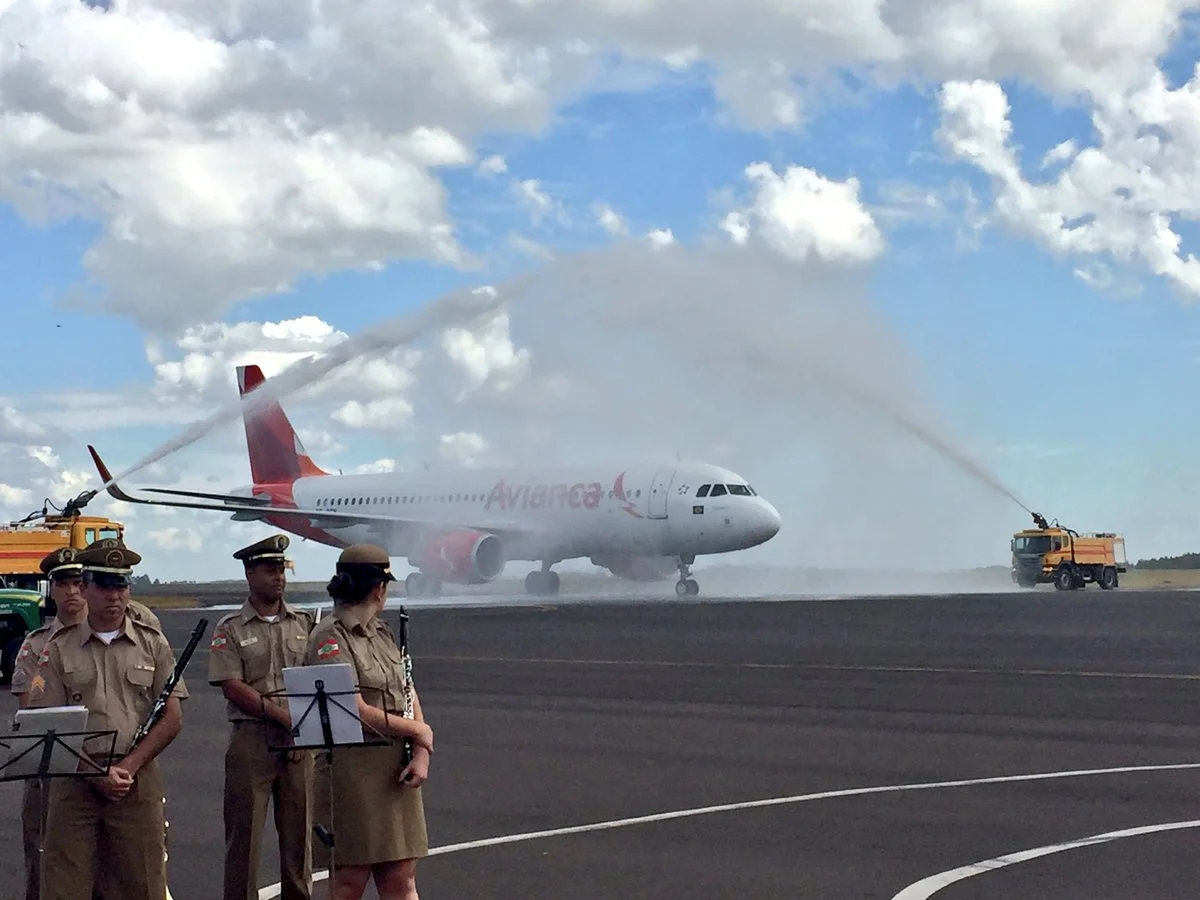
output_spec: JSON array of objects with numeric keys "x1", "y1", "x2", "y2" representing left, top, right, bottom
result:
[
  {"x1": 36, "y1": 541, "x2": 190, "y2": 900},
  {"x1": 11, "y1": 547, "x2": 89, "y2": 900},
  {"x1": 209, "y1": 534, "x2": 315, "y2": 900}
]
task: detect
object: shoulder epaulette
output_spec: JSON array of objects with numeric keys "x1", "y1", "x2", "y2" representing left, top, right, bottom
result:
[
  {"x1": 130, "y1": 616, "x2": 166, "y2": 635},
  {"x1": 46, "y1": 622, "x2": 82, "y2": 642},
  {"x1": 24, "y1": 622, "x2": 53, "y2": 639},
  {"x1": 214, "y1": 611, "x2": 240, "y2": 628}
]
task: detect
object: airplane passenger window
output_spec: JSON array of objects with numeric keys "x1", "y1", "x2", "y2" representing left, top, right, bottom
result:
[
  {"x1": 697, "y1": 485, "x2": 711, "y2": 497},
  {"x1": 710, "y1": 484, "x2": 727, "y2": 496},
  {"x1": 727, "y1": 484, "x2": 752, "y2": 496}
]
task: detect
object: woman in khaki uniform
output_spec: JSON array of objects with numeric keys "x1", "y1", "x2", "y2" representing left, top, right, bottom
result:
[{"x1": 304, "y1": 544, "x2": 434, "y2": 900}]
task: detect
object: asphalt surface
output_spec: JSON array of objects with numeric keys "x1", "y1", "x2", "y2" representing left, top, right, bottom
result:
[{"x1": 5, "y1": 589, "x2": 1200, "y2": 899}]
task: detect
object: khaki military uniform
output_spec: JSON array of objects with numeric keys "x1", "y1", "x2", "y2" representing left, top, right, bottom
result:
[
  {"x1": 210, "y1": 598, "x2": 315, "y2": 900},
  {"x1": 12, "y1": 619, "x2": 59, "y2": 900},
  {"x1": 36, "y1": 615, "x2": 190, "y2": 900},
  {"x1": 305, "y1": 609, "x2": 428, "y2": 867}
]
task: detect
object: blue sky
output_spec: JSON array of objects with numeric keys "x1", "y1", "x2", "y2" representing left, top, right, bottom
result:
[{"x1": 2, "y1": 1, "x2": 1200, "y2": 582}]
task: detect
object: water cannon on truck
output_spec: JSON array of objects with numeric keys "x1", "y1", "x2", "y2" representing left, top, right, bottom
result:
[{"x1": 1010, "y1": 511, "x2": 1127, "y2": 591}]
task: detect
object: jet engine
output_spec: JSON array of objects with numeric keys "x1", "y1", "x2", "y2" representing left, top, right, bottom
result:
[
  {"x1": 410, "y1": 531, "x2": 506, "y2": 584},
  {"x1": 592, "y1": 555, "x2": 677, "y2": 582}
]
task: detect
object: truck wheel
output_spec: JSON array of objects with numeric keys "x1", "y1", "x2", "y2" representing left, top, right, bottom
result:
[
  {"x1": 1054, "y1": 567, "x2": 1075, "y2": 591},
  {"x1": 1098, "y1": 567, "x2": 1117, "y2": 590}
]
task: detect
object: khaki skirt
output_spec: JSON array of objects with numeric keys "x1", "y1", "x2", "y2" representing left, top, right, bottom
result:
[{"x1": 311, "y1": 741, "x2": 428, "y2": 868}]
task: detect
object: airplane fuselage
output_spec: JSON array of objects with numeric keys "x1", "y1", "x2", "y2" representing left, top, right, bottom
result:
[{"x1": 250, "y1": 461, "x2": 781, "y2": 568}]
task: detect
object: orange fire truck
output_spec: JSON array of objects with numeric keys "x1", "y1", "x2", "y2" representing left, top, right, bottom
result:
[
  {"x1": 1010, "y1": 512, "x2": 1127, "y2": 591},
  {"x1": 0, "y1": 493, "x2": 124, "y2": 591},
  {"x1": 0, "y1": 492, "x2": 124, "y2": 682}
]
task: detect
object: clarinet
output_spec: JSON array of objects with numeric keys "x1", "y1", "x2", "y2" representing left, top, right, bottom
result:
[
  {"x1": 130, "y1": 618, "x2": 208, "y2": 751},
  {"x1": 398, "y1": 607, "x2": 414, "y2": 766}
]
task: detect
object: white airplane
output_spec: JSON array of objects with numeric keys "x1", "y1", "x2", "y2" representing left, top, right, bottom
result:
[{"x1": 87, "y1": 364, "x2": 782, "y2": 598}]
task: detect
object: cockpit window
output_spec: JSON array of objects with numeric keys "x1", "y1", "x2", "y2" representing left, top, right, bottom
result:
[
  {"x1": 709, "y1": 484, "x2": 727, "y2": 497},
  {"x1": 726, "y1": 484, "x2": 752, "y2": 496},
  {"x1": 697, "y1": 484, "x2": 711, "y2": 498}
]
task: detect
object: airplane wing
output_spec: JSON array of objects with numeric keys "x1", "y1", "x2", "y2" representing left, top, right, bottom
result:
[{"x1": 85, "y1": 445, "x2": 534, "y2": 541}]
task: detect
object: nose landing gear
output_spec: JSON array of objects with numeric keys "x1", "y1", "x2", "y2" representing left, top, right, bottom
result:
[{"x1": 675, "y1": 555, "x2": 699, "y2": 596}]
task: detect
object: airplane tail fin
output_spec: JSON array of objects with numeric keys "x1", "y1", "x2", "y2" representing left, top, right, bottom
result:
[{"x1": 236, "y1": 364, "x2": 330, "y2": 484}]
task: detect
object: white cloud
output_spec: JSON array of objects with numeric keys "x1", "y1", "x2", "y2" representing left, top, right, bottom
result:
[
  {"x1": 0, "y1": 484, "x2": 32, "y2": 508},
  {"x1": 0, "y1": 0, "x2": 551, "y2": 330},
  {"x1": 354, "y1": 458, "x2": 400, "y2": 474},
  {"x1": 440, "y1": 310, "x2": 531, "y2": 398},
  {"x1": 647, "y1": 227, "x2": 675, "y2": 247},
  {"x1": 478, "y1": 154, "x2": 508, "y2": 175},
  {"x1": 593, "y1": 201, "x2": 628, "y2": 235},
  {"x1": 720, "y1": 162, "x2": 883, "y2": 263},
  {"x1": 5, "y1": 0, "x2": 1198, "y2": 333},
  {"x1": 439, "y1": 431, "x2": 489, "y2": 467},
  {"x1": 148, "y1": 526, "x2": 205, "y2": 553},
  {"x1": 511, "y1": 177, "x2": 568, "y2": 226},
  {"x1": 331, "y1": 397, "x2": 416, "y2": 431},
  {"x1": 936, "y1": 75, "x2": 1200, "y2": 296}
]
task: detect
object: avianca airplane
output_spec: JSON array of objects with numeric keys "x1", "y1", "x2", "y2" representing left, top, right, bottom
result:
[{"x1": 87, "y1": 365, "x2": 782, "y2": 598}]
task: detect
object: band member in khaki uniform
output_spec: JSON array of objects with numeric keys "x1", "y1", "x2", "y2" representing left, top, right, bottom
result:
[
  {"x1": 36, "y1": 542, "x2": 190, "y2": 900},
  {"x1": 209, "y1": 534, "x2": 315, "y2": 900},
  {"x1": 304, "y1": 544, "x2": 434, "y2": 900},
  {"x1": 11, "y1": 548, "x2": 89, "y2": 900}
]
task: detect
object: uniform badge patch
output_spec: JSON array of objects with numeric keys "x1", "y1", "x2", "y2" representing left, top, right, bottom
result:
[
  {"x1": 37, "y1": 647, "x2": 50, "y2": 667},
  {"x1": 17, "y1": 644, "x2": 30, "y2": 661},
  {"x1": 211, "y1": 633, "x2": 229, "y2": 650},
  {"x1": 316, "y1": 636, "x2": 340, "y2": 660},
  {"x1": 30, "y1": 674, "x2": 45, "y2": 695}
]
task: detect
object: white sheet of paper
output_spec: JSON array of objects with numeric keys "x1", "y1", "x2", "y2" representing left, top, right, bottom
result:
[
  {"x1": 4, "y1": 706, "x2": 92, "y2": 778},
  {"x1": 281, "y1": 664, "x2": 364, "y2": 747}
]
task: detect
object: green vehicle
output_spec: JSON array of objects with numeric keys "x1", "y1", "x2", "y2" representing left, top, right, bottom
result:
[{"x1": 0, "y1": 587, "x2": 49, "y2": 685}]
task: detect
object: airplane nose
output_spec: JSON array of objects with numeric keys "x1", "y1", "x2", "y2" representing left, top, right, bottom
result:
[{"x1": 751, "y1": 500, "x2": 782, "y2": 543}]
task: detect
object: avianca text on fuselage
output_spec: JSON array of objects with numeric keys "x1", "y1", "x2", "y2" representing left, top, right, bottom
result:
[{"x1": 484, "y1": 478, "x2": 605, "y2": 512}]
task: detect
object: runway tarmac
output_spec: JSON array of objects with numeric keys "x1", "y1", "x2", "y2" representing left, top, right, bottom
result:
[{"x1": 4, "y1": 589, "x2": 1200, "y2": 899}]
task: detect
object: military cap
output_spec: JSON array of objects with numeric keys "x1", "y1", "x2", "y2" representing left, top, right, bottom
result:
[
  {"x1": 335, "y1": 543, "x2": 397, "y2": 582},
  {"x1": 39, "y1": 547, "x2": 83, "y2": 579},
  {"x1": 233, "y1": 534, "x2": 291, "y2": 566},
  {"x1": 76, "y1": 537, "x2": 142, "y2": 583}
]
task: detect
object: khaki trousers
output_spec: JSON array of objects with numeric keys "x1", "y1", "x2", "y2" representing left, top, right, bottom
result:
[
  {"x1": 40, "y1": 760, "x2": 166, "y2": 900},
  {"x1": 23, "y1": 779, "x2": 123, "y2": 900},
  {"x1": 223, "y1": 721, "x2": 314, "y2": 900},
  {"x1": 21, "y1": 779, "x2": 41, "y2": 900}
]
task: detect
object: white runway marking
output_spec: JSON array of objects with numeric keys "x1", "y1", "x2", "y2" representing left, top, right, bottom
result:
[
  {"x1": 257, "y1": 761, "x2": 1200, "y2": 899},
  {"x1": 422, "y1": 653, "x2": 1200, "y2": 682},
  {"x1": 890, "y1": 819, "x2": 1200, "y2": 899}
]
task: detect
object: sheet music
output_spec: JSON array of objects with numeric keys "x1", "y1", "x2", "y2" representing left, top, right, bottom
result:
[{"x1": 281, "y1": 664, "x2": 364, "y2": 747}]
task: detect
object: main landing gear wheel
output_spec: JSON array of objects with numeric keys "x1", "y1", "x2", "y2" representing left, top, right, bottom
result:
[
  {"x1": 525, "y1": 570, "x2": 560, "y2": 596},
  {"x1": 406, "y1": 572, "x2": 442, "y2": 598},
  {"x1": 675, "y1": 555, "x2": 699, "y2": 596}
]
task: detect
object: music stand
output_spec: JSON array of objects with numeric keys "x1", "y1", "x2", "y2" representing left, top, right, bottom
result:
[
  {"x1": 1, "y1": 706, "x2": 117, "y2": 890},
  {"x1": 265, "y1": 664, "x2": 391, "y2": 870}
]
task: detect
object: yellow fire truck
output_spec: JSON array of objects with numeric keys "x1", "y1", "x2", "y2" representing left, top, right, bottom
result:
[
  {"x1": 1010, "y1": 512, "x2": 1127, "y2": 591},
  {"x1": 0, "y1": 492, "x2": 124, "y2": 681}
]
